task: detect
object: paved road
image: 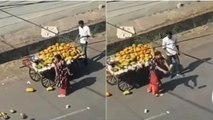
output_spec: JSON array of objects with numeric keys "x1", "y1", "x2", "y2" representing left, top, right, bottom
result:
[
  {"x1": 0, "y1": 1, "x2": 104, "y2": 35},
  {"x1": 107, "y1": 25, "x2": 213, "y2": 120},
  {"x1": 107, "y1": 1, "x2": 193, "y2": 24},
  {"x1": 0, "y1": 33, "x2": 105, "y2": 120}
]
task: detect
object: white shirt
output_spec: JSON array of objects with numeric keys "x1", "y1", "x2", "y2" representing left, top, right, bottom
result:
[
  {"x1": 79, "y1": 26, "x2": 91, "y2": 44},
  {"x1": 162, "y1": 36, "x2": 178, "y2": 56}
]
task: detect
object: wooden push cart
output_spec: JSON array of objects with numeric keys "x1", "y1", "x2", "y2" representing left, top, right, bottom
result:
[
  {"x1": 21, "y1": 55, "x2": 84, "y2": 88},
  {"x1": 106, "y1": 60, "x2": 150, "y2": 92},
  {"x1": 21, "y1": 55, "x2": 56, "y2": 88}
]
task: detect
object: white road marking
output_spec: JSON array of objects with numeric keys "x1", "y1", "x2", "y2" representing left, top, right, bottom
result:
[
  {"x1": 144, "y1": 111, "x2": 170, "y2": 120},
  {"x1": 50, "y1": 107, "x2": 90, "y2": 120},
  {"x1": 212, "y1": 91, "x2": 213, "y2": 103}
]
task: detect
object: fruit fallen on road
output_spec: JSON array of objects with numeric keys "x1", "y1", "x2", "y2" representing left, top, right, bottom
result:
[
  {"x1": 26, "y1": 87, "x2": 36, "y2": 92},
  {"x1": 0, "y1": 112, "x2": 9, "y2": 119},
  {"x1": 46, "y1": 87, "x2": 54, "y2": 91},
  {"x1": 123, "y1": 90, "x2": 132, "y2": 95},
  {"x1": 10, "y1": 109, "x2": 16, "y2": 113},
  {"x1": 106, "y1": 92, "x2": 112, "y2": 97},
  {"x1": 20, "y1": 113, "x2": 27, "y2": 119}
]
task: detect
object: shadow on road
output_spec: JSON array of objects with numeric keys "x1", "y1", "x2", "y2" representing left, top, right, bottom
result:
[
  {"x1": 70, "y1": 58, "x2": 104, "y2": 80},
  {"x1": 69, "y1": 77, "x2": 96, "y2": 95},
  {"x1": 182, "y1": 57, "x2": 212, "y2": 74},
  {"x1": 168, "y1": 92, "x2": 213, "y2": 114},
  {"x1": 161, "y1": 75, "x2": 199, "y2": 93},
  {"x1": 91, "y1": 50, "x2": 105, "y2": 62}
]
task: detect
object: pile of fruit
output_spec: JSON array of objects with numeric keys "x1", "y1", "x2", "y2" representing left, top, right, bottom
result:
[
  {"x1": 36, "y1": 43, "x2": 83, "y2": 69},
  {"x1": 109, "y1": 44, "x2": 155, "y2": 73}
]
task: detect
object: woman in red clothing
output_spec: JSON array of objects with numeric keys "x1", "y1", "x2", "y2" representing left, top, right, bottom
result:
[
  {"x1": 154, "y1": 51, "x2": 171, "y2": 79},
  {"x1": 147, "y1": 51, "x2": 170, "y2": 97},
  {"x1": 54, "y1": 54, "x2": 72, "y2": 98}
]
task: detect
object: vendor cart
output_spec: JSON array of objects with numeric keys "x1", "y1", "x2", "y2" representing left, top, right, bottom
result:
[
  {"x1": 21, "y1": 55, "x2": 56, "y2": 88},
  {"x1": 106, "y1": 43, "x2": 154, "y2": 92},
  {"x1": 21, "y1": 55, "x2": 84, "y2": 88},
  {"x1": 20, "y1": 43, "x2": 85, "y2": 88},
  {"x1": 107, "y1": 61, "x2": 150, "y2": 92}
]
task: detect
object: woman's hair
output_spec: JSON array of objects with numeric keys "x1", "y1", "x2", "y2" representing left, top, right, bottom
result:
[
  {"x1": 154, "y1": 51, "x2": 162, "y2": 56},
  {"x1": 55, "y1": 54, "x2": 62, "y2": 60}
]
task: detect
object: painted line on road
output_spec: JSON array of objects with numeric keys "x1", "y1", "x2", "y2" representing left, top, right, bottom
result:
[
  {"x1": 212, "y1": 91, "x2": 213, "y2": 103},
  {"x1": 144, "y1": 111, "x2": 170, "y2": 120},
  {"x1": 50, "y1": 107, "x2": 90, "y2": 120}
]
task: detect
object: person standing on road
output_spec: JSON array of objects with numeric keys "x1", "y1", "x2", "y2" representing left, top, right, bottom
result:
[
  {"x1": 147, "y1": 60, "x2": 167, "y2": 97},
  {"x1": 154, "y1": 51, "x2": 171, "y2": 79},
  {"x1": 54, "y1": 54, "x2": 72, "y2": 98},
  {"x1": 162, "y1": 31, "x2": 183, "y2": 78},
  {"x1": 78, "y1": 20, "x2": 91, "y2": 66}
]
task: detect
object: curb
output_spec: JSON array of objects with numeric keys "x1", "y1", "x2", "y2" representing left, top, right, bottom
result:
[
  {"x1": 0, "y1": 21, "x2": 105, "y2": 64},
  {"x1": 107, "y1": 11, "x2": 213, "y2": 55}
]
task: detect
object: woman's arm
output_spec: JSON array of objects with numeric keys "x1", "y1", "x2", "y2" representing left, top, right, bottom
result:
[
  {"x1": 63, "y1": 61, "x2": 72, "y2": 76},
  {"x1": 155, "y1": 65, "x2": 167, "y2": 74},
  {"x1": 164, "y1": 60, "x2": 170, "y2": 71},
  {"x1": 54, "y1": 64, "x2": 58, "y2": 77}
]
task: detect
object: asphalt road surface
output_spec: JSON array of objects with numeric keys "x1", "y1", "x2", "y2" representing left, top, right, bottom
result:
[
  {"x1": 0, "y1": 1, "x2": 104, "y2": 36},
  {"x1": 107, "y1": 26, "x2": 213, "y2": 120},
  {"x1": 107, "y1": 1, "x2": 193, "y2": 25},
  {"x1": 0, "y1": 33, "x2": 105, "y2": 120}
]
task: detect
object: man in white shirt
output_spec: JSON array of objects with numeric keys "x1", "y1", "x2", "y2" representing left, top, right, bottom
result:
[
  {"x1": 162, "y1": 31, "x2": 182, "y2": 77},
  {"x1": 78, "y1": 20, "x2": 91, "y2": 66}
]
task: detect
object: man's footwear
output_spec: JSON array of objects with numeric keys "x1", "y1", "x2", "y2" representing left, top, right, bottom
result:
[
  {"x1": 175, "y1": 74, "x2": 184, "y2": 78},
  {"x1": 169, "y1": 64, "x2": 173, "y2": 71}
]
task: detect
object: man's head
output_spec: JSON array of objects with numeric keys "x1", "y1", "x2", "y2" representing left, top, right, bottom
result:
[
  {"x1": 166, "y1": 31, "x2": 172, "y2": 39},
  {"x1": 79, "y1": 20, "x2": 84, "y2": 28}
]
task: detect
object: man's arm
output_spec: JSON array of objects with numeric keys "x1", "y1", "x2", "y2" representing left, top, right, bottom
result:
[
  {"x1": 174, "y1": 35, "x2": 180, "y2": 55},
  {"x1": 86, "y1": 26, "x2": 91, "y2": 37}
]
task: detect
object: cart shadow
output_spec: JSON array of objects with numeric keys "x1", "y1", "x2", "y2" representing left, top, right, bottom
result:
[
  {"x1": 91, "y1": 50, "x2": 105, "y2": 62},
  {"x1": 68, "y1": 77, "x2": 96, "y2": 95},
  {"x1": 121, "y1": 67, "x2": 150, "y2": 89},
  {"x1": 161, "y1": 75, "x2": 200, "y2": 93},
  {"x1": 181, "y1": 58, "x2": 211, "y2": 74},
  {"x1": 69, "y1": 58, "x2": 104, "y2": 80}
]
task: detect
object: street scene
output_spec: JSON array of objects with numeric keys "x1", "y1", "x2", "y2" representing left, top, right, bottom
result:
[
  {"x1": 107, "y1": 1, "x2": 213, "y2": 120},
  {"x1": 0, "y1": 1, "x2": 105, "y2": 120}
]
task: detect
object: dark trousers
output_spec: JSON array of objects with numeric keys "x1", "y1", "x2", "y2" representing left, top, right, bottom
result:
[
  {"x1": 167, "y1": 54, "x2": 181, "y2": 74},
  {"x1": 81, "y1": 42, "x2": 88, "y2": 66}
]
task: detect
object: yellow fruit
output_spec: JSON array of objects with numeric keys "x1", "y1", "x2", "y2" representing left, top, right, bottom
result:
[
  {"x1": 46, "y1": 87, "x2": 54, "y2": 91},
  {"x1": 123, "y1": 90, "x2": 132, "y2": 95},
  {"x1": 106, "y1": 92, "x2": 112, "y2": 97},
  {"x1": 26, "y1": 87, "x2": 35, "y2": 92}
]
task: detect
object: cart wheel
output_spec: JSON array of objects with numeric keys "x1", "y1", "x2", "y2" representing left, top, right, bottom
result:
[
  {"x1": 107, "y1": 72, "x2": 118, "y2": 85},
  {"x1": 41, "y1": 77, "x2": 55, "y2": 88},
  {"x1": 29, "y1": 68, "x2": 41, "y2": 82},
  {"x1": 118, "y1": 79, "x2": 133, "y2": 92}
]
